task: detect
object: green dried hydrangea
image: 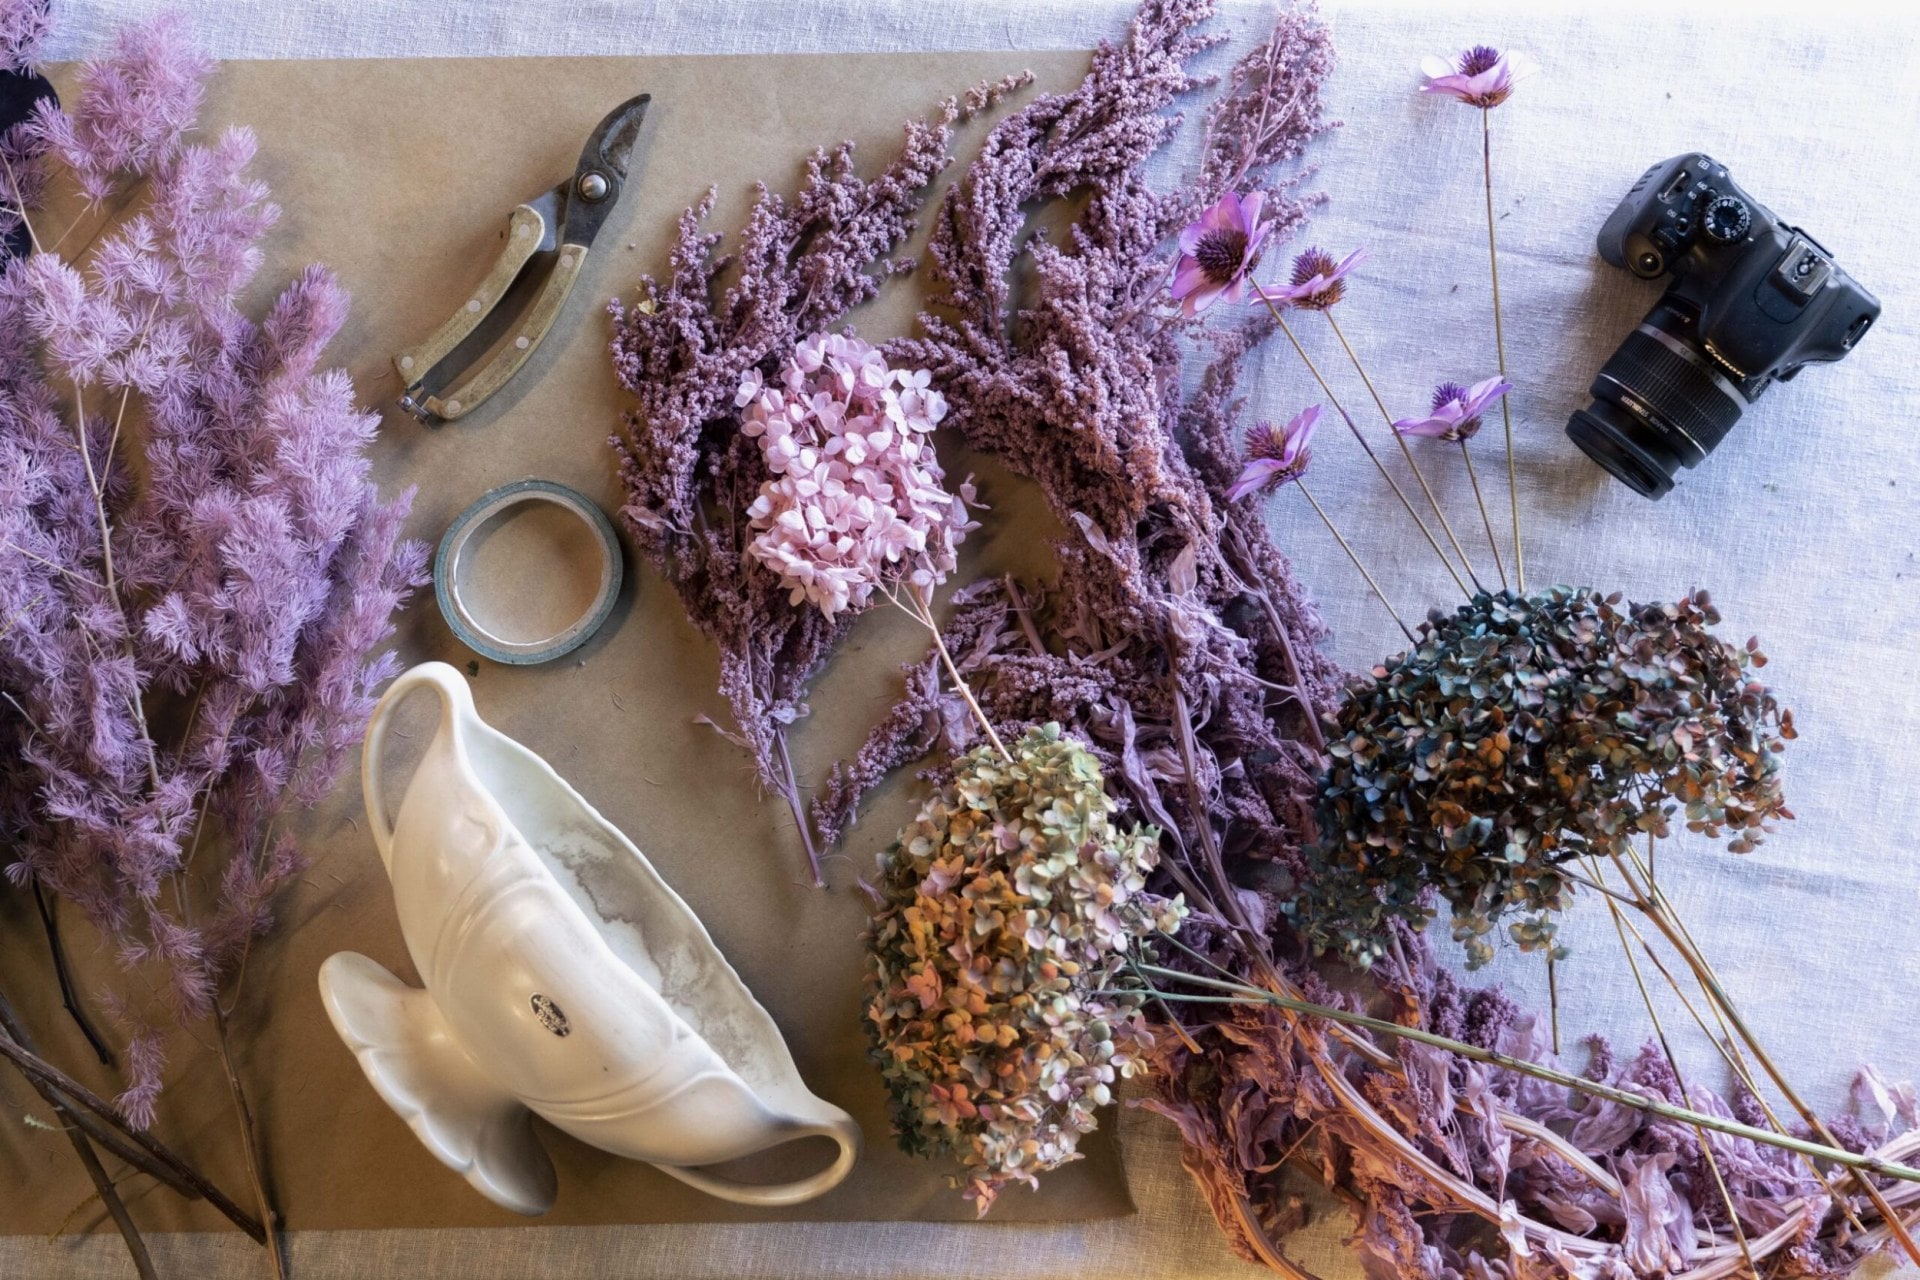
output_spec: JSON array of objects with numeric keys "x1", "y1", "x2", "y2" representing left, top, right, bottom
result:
[
  {"x1": 1292, "y1": 588, "x2": 1794, "y2": 970},
  {"x1": 862, "y1": 723, "x2": 1185, "y2": 1213}
]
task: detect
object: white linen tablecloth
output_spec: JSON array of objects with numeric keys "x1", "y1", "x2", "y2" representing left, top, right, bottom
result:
[{"x1": 12, "y1": 1, "x2": 1920, "y2": 1275}]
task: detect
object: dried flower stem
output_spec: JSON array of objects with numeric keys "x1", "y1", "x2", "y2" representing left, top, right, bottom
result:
[
  {"x1": 1252, "y1": 285, "x2": 1471, "y2": 598},
  {"x1": 1127, "y1": 963, "x2": 1920, "y2": 1184},
  {"x1": 0, "y1": 989, "x2": 155, "y2": 1278},
  {"x1": 1295, "y1": 480, "x2": 1414, "y2": 643},
  {"x1": 1591, "y1": 851, "x2": 1868, "y2": 1231},
  {"x1": 1591, "y1": 868, "x2": 1758, "y2": 1275},
  {"x1": 1456, "y1": 439, "x2": 1508, "y2": 588},
  {"x1": 0, "y1": 997, "x2": 265, "y2": 1243},
  {"x1": 1322, "y1": 310, "x2": 1486, "y2": 592},
  {"x1": 773, "y1": 731, "x2": 825, "y2": 888},
  {"x1": 1609, "y1": 846, "x2": 1920, "y2": 1263},
  {"x1": 1481, "y1": 107, "x2": 1524, "y2": 592},
  {"x1": 1545, "y1": 950, "x2": 1561, "y2": 1055},
  {"x1": 0, "y1": 146, "x2": 42, "y2": 255},
  {"x1": 896, "y1": 583, "x2": 1010, "y2": 761},
  {"x1": 63, "y1": 1112, "x2": 160, "y2": 1280},
  {"x1": 33, "y1": 881, "x2": 114, "y2": 1066},
  {"x1": 213, "y1": 1005, "x2": 287, "y2": 1280},
  {"x1": 1221, "y1": 525, "x2": 1325, "y2": 753}
]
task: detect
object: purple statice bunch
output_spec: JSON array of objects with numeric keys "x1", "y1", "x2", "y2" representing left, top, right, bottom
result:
[
  {"x1": 1226, "y1": 405, "x2": 1318, "y2": 501},
  {"x1": 0, "y1": 13, "x2": 425, "y2": 1122},
  {"x1": 740, "y1": 332, "x2": 975, "y2": 618},
  {"x1": 609, "y1": 74, "x2": 1027, "y2": 884},
  {"x1": 1420, "y1": 44, "x2": 1539, "y2": 109},
  {"x1": 1394, "y1": 375, "x2": 1511, "y2": 442}
]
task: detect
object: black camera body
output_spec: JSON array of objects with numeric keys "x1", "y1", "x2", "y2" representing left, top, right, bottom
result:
[{"x1": 1567, "y1": 152, "x2": 1880, "y2": 498}]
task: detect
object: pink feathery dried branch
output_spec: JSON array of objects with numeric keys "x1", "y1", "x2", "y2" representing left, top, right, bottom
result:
[{"x1": 1, "y1": 8, "x2": 425, "y2": 1272}]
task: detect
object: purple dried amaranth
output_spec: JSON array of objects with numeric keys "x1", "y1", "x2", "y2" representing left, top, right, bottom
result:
[
  {"x1": 606, "y1": 73, "x2": 1027, "y2": 877},
  {"x1": 0, "y1": 14, "x2": 426, "y2": 1123}
]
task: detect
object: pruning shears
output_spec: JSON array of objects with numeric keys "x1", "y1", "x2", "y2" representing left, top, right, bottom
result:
[{"x1": 395, "y1": 93, "x2": 652, "y2": 425}]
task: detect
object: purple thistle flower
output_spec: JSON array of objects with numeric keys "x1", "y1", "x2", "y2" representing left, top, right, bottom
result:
[
  {"x1": 1393, "y1": 376, "x2": 1512, "y2": 442},
  {"x1": 1267, "y1": 246, "x2": 1366, "y2": 311},
  {"x1": 1227, "y1": 405, "x2": 1320, "y2": 501},
  {"x1": 1419, "y1": 46, "x2": 1539, "y2": 109},
  {"x1": 1170, "y1": 190, "x2": 1269, "y2": 316}
]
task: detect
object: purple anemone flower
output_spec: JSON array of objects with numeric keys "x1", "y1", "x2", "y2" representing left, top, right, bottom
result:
[
  {"x1": 1393, "y1": 377, "x2": 1512, "y2": 443},
  {"x1": 1227, "y1": 405, "x2": 1320, "y2": 501},
  {"x1": 1419, "y1": 46, "x2": 1538, "y2": 109},
  {"x1": 1171, "y1": 191, "x2": 1269, "y2": 316},
  {"x1": 1267, "y1": 247, "x2": 1366, "y2": 311}
]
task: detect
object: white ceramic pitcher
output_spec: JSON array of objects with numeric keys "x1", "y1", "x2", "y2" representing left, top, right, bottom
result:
[{"x1": 318, "y1": 662, "x2": 860, "y2": 1214}]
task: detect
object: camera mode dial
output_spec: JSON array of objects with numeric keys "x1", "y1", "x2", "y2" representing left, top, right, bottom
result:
[{"x1": 1702, "y1": 194, "x2": 1752, "y2": 244}]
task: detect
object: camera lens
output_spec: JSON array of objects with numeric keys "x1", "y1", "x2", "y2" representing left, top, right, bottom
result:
[{"x1": 1564, "y1": 308, "x2": 1748, "y2": 500}]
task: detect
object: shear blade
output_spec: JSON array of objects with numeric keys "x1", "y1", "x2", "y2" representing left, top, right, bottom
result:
[{"x1": 581, "y1": 93, "x2": 651, "y2": 184}]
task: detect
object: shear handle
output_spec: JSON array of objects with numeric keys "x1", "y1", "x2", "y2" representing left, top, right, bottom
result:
[{"x1": 393, "y1": 201, "x2": 554, "y2": 423}]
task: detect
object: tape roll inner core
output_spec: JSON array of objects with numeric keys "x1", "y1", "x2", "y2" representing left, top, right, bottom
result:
[
  {"x1": 436, "y1": 481, "x2": 622, "y2": 664},
  {"x1": 456, "y1": 499, "x2": 603, "y2": 646}
]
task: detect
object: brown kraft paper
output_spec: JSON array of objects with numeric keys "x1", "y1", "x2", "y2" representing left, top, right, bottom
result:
[{"x1": 0, "y1": 48, "x2": 1143, "y2": 1235}]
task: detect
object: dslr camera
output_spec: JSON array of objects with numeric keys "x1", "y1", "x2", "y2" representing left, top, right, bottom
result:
[{"x1": 1566, "y1": 153, "x2": 1879, "y2": 499}]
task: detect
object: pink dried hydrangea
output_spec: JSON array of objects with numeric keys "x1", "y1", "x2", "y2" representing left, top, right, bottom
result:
[{"x1": 740, "y1": 331, "x2": 975, "y2": 618}]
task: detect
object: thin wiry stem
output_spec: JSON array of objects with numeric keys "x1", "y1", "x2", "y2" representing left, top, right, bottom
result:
[
  {"x1": 33, "y1": 883, "x2": 114, "y2": 1066},
  {"x1": 893, "y1": 583, "x2": 1010, "y2": 761},
  {"x1": 0, "y1": 538, "x2": 106, "y2": 591},
  {"x1": 0, "y1": 988, "x2": 155, "y2": 1278},
  {"x1": 213, "y1": 1005, "x2": 287, "y2": 1280},
  {"x1": 1251, "y1": 283, "x2": 1472, "y2": 599},
  {"x1": 1296, "y1": 481, "x2": 1414, "y2": 643},
  {"x1": 0, "y1": 148, "x2": 43, "y2": 255},
  {"x1": 1457, "y1": 439, "x2": 1508, "y2": 589},
  {"x1": 1609, "y1": 844, "x2": 1918, "y2": 1259},
  {"x1": 1586, "y1": 853, "x2": 1861, "y2": 1233},
  {"x1": 1323, "y1": 310, "x2": 1484, "y2": 592},
  {"x1": 1123, "y1": 963, "x2": 1920, "y2": 1185},
  {"x1": 0, "y1": 999, "x2": 265, "y2": 1242},
  {"x1": 1481, "y1": 107, "x2": 1524, "y2": 591},
  {"x1": 1546, "y1": 950, "x2": 1561, "y2": 1056},
  {"x1": 1590, "y1": 862, "x2": 1757, "y2": 1275}
]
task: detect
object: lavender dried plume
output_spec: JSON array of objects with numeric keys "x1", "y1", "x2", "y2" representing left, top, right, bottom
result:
[{"x1": 0, "y1": 11, "x2": 426, "y2": 1123}]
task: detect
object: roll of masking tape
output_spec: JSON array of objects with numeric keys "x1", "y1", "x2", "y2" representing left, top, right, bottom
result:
[{"x1": 433, "y1": 479, "x2": 623, "y2": 666}]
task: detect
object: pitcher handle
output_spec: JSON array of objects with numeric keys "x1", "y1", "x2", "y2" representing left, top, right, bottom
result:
[
  {"x1": 362, "y1": 662, "x2": 473, "y2": 869},
  {"x1": 652, "y1": 1113, "x2": 862, "y2": 1208}
]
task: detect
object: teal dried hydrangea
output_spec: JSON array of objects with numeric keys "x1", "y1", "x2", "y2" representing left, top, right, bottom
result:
[
  {"x1": 1293, "y1": 588, "x2": 1794, "y2": 969},
  {"x1": 862, "y1": 723, "x2": 1185, "y2": 1213}
]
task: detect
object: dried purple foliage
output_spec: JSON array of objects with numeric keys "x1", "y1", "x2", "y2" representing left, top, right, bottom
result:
[
  {"x1": 607, "y1": 74, "x2": 1027, "y2": 883},
  {"x1": 0, "y1": 0, "x2": 48, "y2": 72},
  {"x1": 820, "y1": 2, "x2": 1912, "y2": 1273},
  {"x1": 0, "y1": 15, "x2": 426, "y2": 1121}
]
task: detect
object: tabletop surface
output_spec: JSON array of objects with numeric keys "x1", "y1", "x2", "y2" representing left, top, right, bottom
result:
[{"x1": 11, "y1": 1, "x2": 1920, "y2": 1276}]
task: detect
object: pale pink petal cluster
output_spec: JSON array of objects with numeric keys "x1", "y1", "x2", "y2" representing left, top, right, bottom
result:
[{"x1": 741, "y1": 331, "x2": 976, "y2": 618}]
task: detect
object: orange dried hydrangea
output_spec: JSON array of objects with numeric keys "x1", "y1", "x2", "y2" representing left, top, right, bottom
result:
[{"x1": 861, "y1": 723, "x2": 1185, "y2": 1212}]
